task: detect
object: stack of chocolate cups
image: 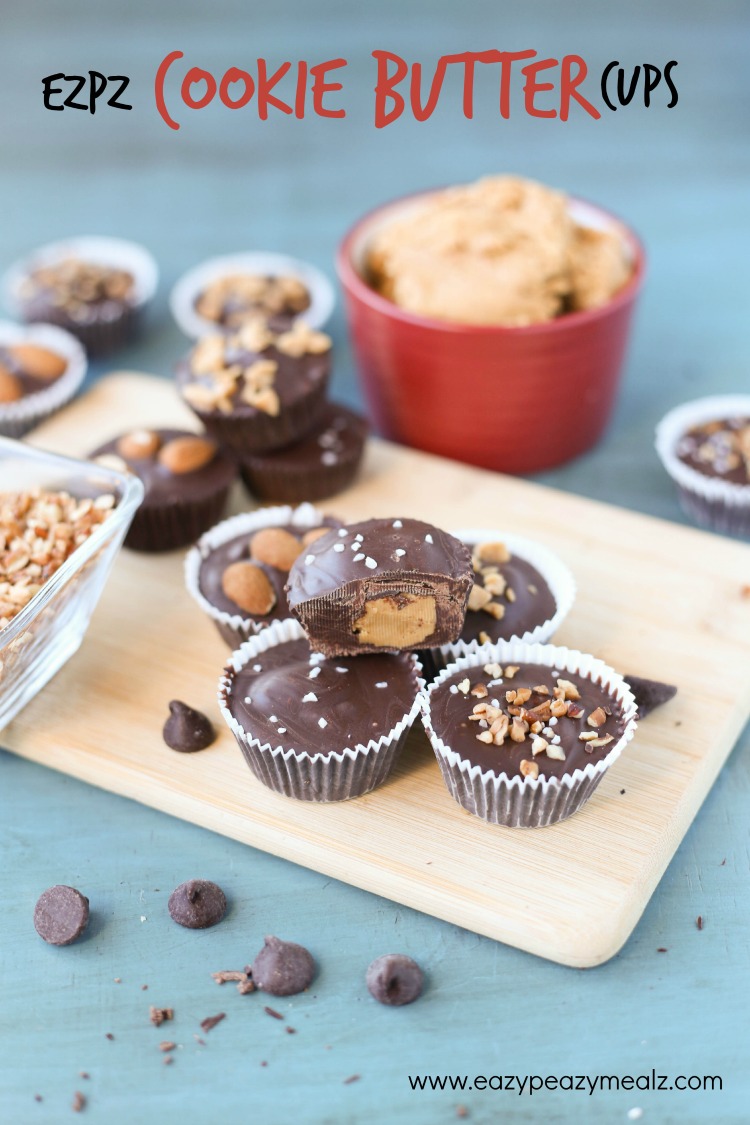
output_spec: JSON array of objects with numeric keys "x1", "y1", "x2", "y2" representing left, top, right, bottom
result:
[{"x1": 176, "y1": 306, "x2": 368, "y2": 504}]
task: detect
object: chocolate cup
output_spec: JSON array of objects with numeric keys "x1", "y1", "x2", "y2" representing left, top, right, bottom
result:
[
  {"x1": 218, "y1": 619, "x2": 424, "y2": 802},
  {"x1": 238, "y1": 403, "x2": 368, "y2": 503}
]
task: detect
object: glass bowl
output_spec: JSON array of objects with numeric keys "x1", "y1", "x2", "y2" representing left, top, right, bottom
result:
[{"x1": 0, "y1": 437, "x2": 143, "y2": 730}]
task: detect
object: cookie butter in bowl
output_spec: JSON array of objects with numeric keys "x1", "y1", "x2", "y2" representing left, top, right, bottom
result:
[{"x1": 337, "y1": 175, "x2": 644, "y2": 474}]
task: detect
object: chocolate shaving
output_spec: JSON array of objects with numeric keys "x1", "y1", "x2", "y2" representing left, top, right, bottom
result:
[
  {"x1": 163, "y1": 1056, "x2": 173, "y2": 1066},
  {"x1": 105, "y1": 1033, "x2": 114, "y2": 1041},
  {"x1": 625, "y1": 674, "x2": 677, "y2": 719},
  {"x1": 343, "y1": 1074, "x2": 361, "y2": 1085},
  {"x1": 264, "y1": 1006, "x2": 284, "y2": 1020},
  {"x1": 79, "y1": 1072, "x2": 89, "y2": 1080},
  {"x1": 285, "y1": 1026, "x2": 296, "y2": 1035},
  {"x1": 657, "y1": 947, "x2": 668, "y2": 953},
  {"x1": 696, "y1": 916, "x2": 704, "y2": 930},
  {"x1": 200, "y1": 1013, "x2": 226, "y2": 1033}
]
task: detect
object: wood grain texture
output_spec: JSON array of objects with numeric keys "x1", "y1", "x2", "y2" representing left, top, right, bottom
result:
[{"x1": 10, "y1": 372, "x2": 750, "y2": 968}]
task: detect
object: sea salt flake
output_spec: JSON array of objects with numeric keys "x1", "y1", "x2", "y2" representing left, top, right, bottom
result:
[
  {"x1": 549, "y1": 716, "x2": 558, "y2": 726},
  {"x1": 308, "y1": 666, "x2": 321, "y2": 679},
  {"x1": 244, "y1": 696, "x2": 252, "y2": 705},
  {"x1": 321, "y1": 451, "x2": 338, "y2": 466},
  {"x1": 318, "y1": 717, "x2": 328, "y2": 729},
  {"x1": 392, "y1": 520, "x2": 403, "y2": 528},
  {"x1": 302, "y1": 692, "x2": 318, "y2": 703},
  {"x1": 333, "y1": 543, "x2": 345, "y2": 552},
  {"x1": 394, "y1": 548, "x2": 406, "y2": 557},
  {"x1": 424, "y1": 533, "x2": 433, "y2": 544},
  {"x1": 365, "y1": 557, "x2": 377, "y2": 569},
  {"x1": 375, "y1": 681, "x2": 388, "y2": 689},
  {"x1": 335, "y1": 666, "x2": 348, "y2": 673},
  {"x1": 253, "y1": 664, "x2": 262, "y2": 672},
  {"x1": 337, "y1": 528, "x2": 347, "y2": 537},
  {"x1": 353, "y1": 553, "x2": 365, "y2": 562},
  {"x1": 309, "y1": 652, "x2": 325, "y2": 664},
  {"x1": 269, "y1": 715, "x2": 278, "y2": 723},
  {"x1": 449, "y1": 685, "x2": 458, "y2": 694},
  {"x1": 304, "y1": 554, "x2": 315, "y2": 565},
  {"x1": 277, "y1": 727, "x2": 286, "y2": 734}
]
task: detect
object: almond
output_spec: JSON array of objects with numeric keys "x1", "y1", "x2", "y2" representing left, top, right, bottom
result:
[
  {"x1": 8, "y1": 343, "x2": 67, "y2": 381},
  {"x1": 0, "y1": 365, "x2": 22, "y2": 403},
  {"x1": 158, "y1": 436, "x2": 216, "y2": 474},
  {"x1": 301, "y1": 527, "x2": 330, "y2": 548},
  {"x1": 250, "y1": 527, "x2": 303, "y2": 572},
  {"x1": 221, "y1": 562, "x2": 276, "y2": 616},
  {"x1": 117, "y1": 429, "x2": 161, "y2": 460}
]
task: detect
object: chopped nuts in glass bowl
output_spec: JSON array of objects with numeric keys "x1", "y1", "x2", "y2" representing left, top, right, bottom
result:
[{"x1": 0, "y1": 437, "x2": 143, "y2": 730}]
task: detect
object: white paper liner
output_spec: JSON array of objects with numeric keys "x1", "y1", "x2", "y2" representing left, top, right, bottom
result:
[
  {"x1": 420, "y1": 638, "x2": 638, "y2": 828},
  {"x1": 218, "y1": 618, "x2": 424, "y2": 801},
  {"x1": 0, "y1": 321, "x2": 87, "y2": 438},
  {"x1": 431, "y1": 529, "x2": 576, "y2": 672},
  {"x1": 3, "y1": 236, "x2": 159, "y2": 314},
  {"x1": 184, "y1": 502, "x2": 331, "y2": 646},
  {"x1": 170, "y1": 251, "x2": 336, "y2": 338},
  {"x1": 655, "y1": 396, "x2": 750, "y2": 536}
]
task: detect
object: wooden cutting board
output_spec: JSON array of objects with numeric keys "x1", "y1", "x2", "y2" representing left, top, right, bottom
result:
[{"x1": 9, "y1": 373, "x2": 750, "y2": 968}]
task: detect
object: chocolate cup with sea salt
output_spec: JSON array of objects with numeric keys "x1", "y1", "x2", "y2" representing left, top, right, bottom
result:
[{"x1": 285, "y1": 517, "x2": 474, "y2": 658}]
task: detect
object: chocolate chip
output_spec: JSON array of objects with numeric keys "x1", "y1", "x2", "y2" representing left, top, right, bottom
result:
[
  {"x1": 366, "y1": 954, "x2": 424, "y2": 1006},
  {"x1": 251, "y1": 935, "x2": 315, "y2": 996},
  {"x1": 163, "y1": 701, "x2": 215, "y2": 752},
  {"x1": 168, "y1": 880, "x2": 226, "y2": 929},
  {"x1": 625, "y1": 675, "x2": 677, "y2": 719},
  {"x1": 33, "y1": 885, "x2": 89, "y2": 946}
]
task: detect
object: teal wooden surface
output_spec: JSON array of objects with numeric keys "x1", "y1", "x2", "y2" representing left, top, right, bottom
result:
[{"x1": 1, "y1": 2, "x2": 748, "y2": 1122}]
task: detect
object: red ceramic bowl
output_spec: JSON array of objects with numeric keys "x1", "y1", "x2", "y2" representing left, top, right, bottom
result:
[{"x1": 337, "y1": 190, "x2": 645, "y2": 475}]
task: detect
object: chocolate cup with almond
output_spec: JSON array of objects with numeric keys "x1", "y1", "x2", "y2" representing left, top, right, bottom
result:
[
  {"x1": 184, "y1": 503, "x2": 341, "y2": 647},
  {"x1": 90, "y1": 429, "x2": 237, "y2": 552},
  {"x1": 420, "y1": 639, "x2": 637, "y2": 828},
  {"x1": 0, "y1": 321, "x2": 87, "y2": 439},
  {"x1": 176, "y1": 320, "x2": 332, "y2": 455}
]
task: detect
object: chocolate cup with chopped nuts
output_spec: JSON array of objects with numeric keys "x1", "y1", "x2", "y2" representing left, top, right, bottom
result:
[
  {"x1": 0, "y1": 321, "x2": 87, "y2": 439},
  {"x1": 176, "y1": 320, "x2": 332, "y2": 455},
  {"x1": 419, "y1": 639, "x2": 637, "y2": 828},
  {"x1": 656, "y1": 395, "x2": 750, "y2": 538},
  {"x1": 238, "y1": 402, "x2": 369, "y2": 503},
  {"x1": 431, "y1": 529, "x2": 576, "y2": 671},
  {"x1": 184, "y1": 503, "x2": 340, "y2": 648},
  {"x1": 90, "y1": 428, "x2": 237, "y2": 552},
  {"x1": 218, "y1": 618, "x2": 424, "y2": 801},
  {"x1": 3, "y1": 237, "x2": 158, "y2": 356}
]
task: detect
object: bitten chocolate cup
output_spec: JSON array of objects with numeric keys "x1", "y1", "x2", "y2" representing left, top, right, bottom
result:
[
  {"x1": 184, "y1": 502, "x2": 339, "y2": 648},
  {"x1": 218, "y1": 618, "x2": 424, "y2": 802},
  {"x1": 656, "y1": 395, "x2": 750, "y2": 538},
  {"x1": 419, "y1": 639, "x2": 637, "y2": 828},
  {"x1": 431, "y1": 529, "x2": 576, "y2": 671},
  {"x1": 286, "y1": 517, "x2": 474, "y2": 657}
]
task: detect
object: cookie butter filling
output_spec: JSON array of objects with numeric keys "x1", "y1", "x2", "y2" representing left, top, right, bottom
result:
[
  {"x1": 367, "y1": 175, "x2": 632, "y2": 326},
  {"x1": 428, "y1": 661, "x2": 625, "y2": 781}
]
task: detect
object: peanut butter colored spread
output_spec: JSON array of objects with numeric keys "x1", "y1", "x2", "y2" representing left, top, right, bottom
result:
[{"x1": 367, "y1": 176, "x2": 632, "y2": 326}]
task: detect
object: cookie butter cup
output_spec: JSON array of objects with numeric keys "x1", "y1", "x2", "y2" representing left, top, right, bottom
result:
[
  {"x1": 420, "y1": 640, "x2": 637, "y2": 828},
  {"x1": 656, "y1": 395, "x2": 750, "y2": 537},
  {"x1": 0, "y1": 322, "x2": 87, "y2": 439},
  {"x1": 170, "y1": 251, "x2": 336, "y2": 338},
  {"x1": 185, "y1": 502, "x2": 332, "y2": 647},
  {"x1": 3, "y1": 237, "x2": 158, "y2": 356},
  {"x1": 432, "y1": 529, "x2": 576, "y2": 672},
  {"x1": 218, "y1": 619, "x2": 424, "y2": 801}
]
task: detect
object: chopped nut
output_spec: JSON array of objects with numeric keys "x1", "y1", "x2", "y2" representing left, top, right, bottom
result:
[
  {"x1": 476, "y1": 541, "x2": 511, "y2": 564},
  {"x1": 149, "y1": 1006, "x2": 174, "y2": 1027},
  {"x1": 478, "y1": 631, "x2": 491, "y2": 644},
  {"x1": 482, "y1": 572, "x2": 507, "y2": 598},
  {"x1": 505, "y1": 587, "x2": 516, "y2": 603},
  {"x1": 506, "y1": 687, "x2": 531, "y2": 706},
  {"x1": 587, "y1": 707, "x2": 607, "y2": 728},
  {"x1": 470, "y1": 682, "x2": 488, "y2": 698},
  {"x1": 545, "y1": 743, "x2": 566, "y2": 761},
  {"x1": 585, "y1": 735, "x2": 614, "y2": 749},
  {"x1": 554, "y1": 678, "x2": 581, "y2": 701},
  {"x1": 567, "y1": 702, "x2": 585, "y2": 719},
  {"x1": 467, "y1": 583, "x2": 493, "y2": 612},
  {"x1": 243, "y1": 385, "x2": 281, "y2": 416},
  {"x1": 510, "y1": 716, "x2": 529, "y2": 742},
  {"x1": 579, "y1": 731, "x2": 599, "y2": 742},
  {"x1": 531, "y1": 684, "x2": 550, "y2": 696},
  {"x1": 504, "y1": 665, "x2": 519, "y2": 679},
  {"x1": 481, "y1": 601, "x2": 506, "y2": 620},
  {"x1": 483, "y1": 662, "x2": 503, "y2": 679},
  {"x1": 550, "y1": 698, "x2": 569, "y2": 718},
  {"x1": 457, "y1": 678, "x2": 470, "y2": 694},
  {"x1": 519, "y1": 759, "x2": 539, "y2": 779},
  {"x1": 476, "y1": 729, "x2": 494, "y2": 744},
  {"x1": 531, "y1": 736, "x2": 548, "y2": 756}
]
